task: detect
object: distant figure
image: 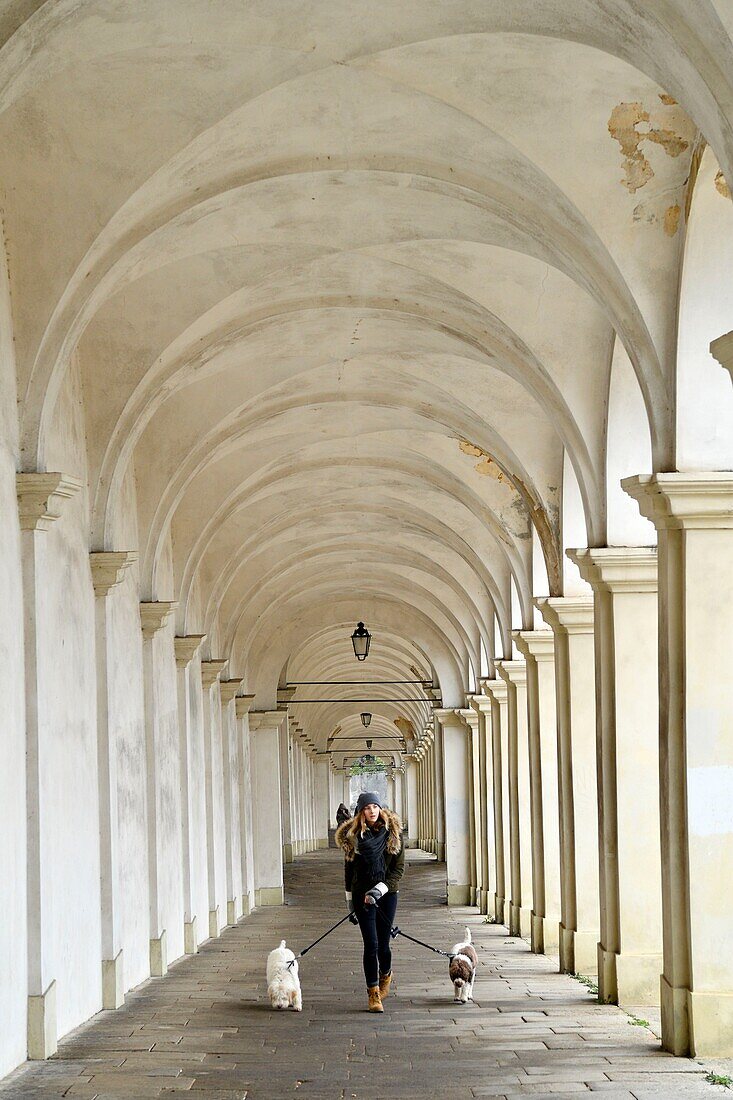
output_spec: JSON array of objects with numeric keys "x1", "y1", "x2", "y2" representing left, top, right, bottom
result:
[{"x1": 336, "y1": 802, "x2": 351, "y2": 827}]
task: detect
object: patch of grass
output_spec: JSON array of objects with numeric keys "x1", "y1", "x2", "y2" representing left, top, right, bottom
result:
[
  {"x1": 706, "y1": 1071, "x2": 733, "y2": 1088},
  {"x1": 573, "y1": 972, "x2": 599, "y2": 996},
  {"x1": 482, "y1": 915, "x2": 497, "y2": 924},
  {"x1": 627, "y1": 1016, "x2": 650, "y2": 1028}
]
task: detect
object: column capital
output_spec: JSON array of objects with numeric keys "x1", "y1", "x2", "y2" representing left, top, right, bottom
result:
[
  {"x1": 456, "y1": 707, "x2": 479, "y2": 731},
  {"x1": 219, "y1": 678, "x2": 243, "y2": 704},
  {"x1": 277, "y1": 687, "x2": 297, "y2": 707},
  {"x1": 469, "y1": 694, "x2": 492, "y2": 716},
  {"x1": 90, "y1": 551, "x2": 137, "y2": 597},
  {"x1": 710, "y1": 329, "x2": 733, "y2": 384},
  {"x1": 622, "y1": 473, "x2": 733, "y2": 530},
  {"x1": 514, "y1": 629, "x2": 555, "y2": 662},
  {"x1": 200, "y1": 658, "x2": 228, "y2": 688},
  {"x1": 534, "y1": 595, "x2": 594, "y2": 634},
  {"x1": 235, "y1": 693, "x2": 257, "y2": 719},
  {"x1": 249, "y1": 709, "x2": 284, "y2": 732},
  {"x1": 482, "y1": 677, "x2": 509, "y2": 704},
  {"x1": 433, "y1": 707, "x2": 465, "y2": 730},
  {"x1": 496, "y1": 659, "x2": 527, "y2": 687},
  {"x1": 16, "y1": 472, "x2": 83, "y2": 531},
  {"x1": 140, "y1": 601, "x2": 177, "y2": 638},
  {"x1": 173, "y1": 634, "x2": 206, "y2": 668},
  {"x1": 567, "y1": 547, "x2": 658, "y2": 593}
]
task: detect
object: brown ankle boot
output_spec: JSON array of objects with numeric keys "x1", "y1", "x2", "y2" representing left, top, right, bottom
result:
[
  {"x1": 379, "y1": 972, "x2": 393, "y2": 999},
  {"x1": 367, "y1": 985, "x2": 384, "y2": 1012}
]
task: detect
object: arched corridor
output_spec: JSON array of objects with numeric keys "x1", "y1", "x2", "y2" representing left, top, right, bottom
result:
[
  {"x1": 0, "y1": 852, "x2": 718, "y2": 1099},
  {"x1": 1, "y1": 0, "x2": 733, "y2": 1087}
]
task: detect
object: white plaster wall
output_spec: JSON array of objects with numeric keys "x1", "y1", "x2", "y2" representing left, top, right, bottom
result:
[
  {"x1": 561, "y1": 451, "x2": 591, "y2": 597},
  {"x1": 676, "y1": 146, "x2": 733, "y2": 470},
  {"x1": 44, "y1": 359, "x2": 102, "y2": 1037},
  {"x1": 108, "y1": 463, "x2": 150, "y2": 989},
  {"x1": 605, "y1": 339, "x2": 656, "y2": 546},
  {"x1": 0, "y1": 232, "x2": 28, "y2": 1078}
]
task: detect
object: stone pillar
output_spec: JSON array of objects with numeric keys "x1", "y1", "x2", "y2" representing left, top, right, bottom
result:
[
  {"x1": 235, "y1": 695, "x2": 256, "y2": 915},
  {"x1": 435, "y1": 710, "x2": 472, "y2": 905},
  {"x1": 140, "y1": 601, "x2": 178, "y2": 976},
  {"x1": 535, "y1": 597, "x2": 599, "y2": 975},
  {"x1": 249, "y1": 711, "x2": 285, "y2": 905},
  {"x1": 484, "y1": 678, "x2": 510, "y2": 924},
  {"x1": 17, "y1": 473, "x2": 82, "y2": 1058},
  {"x1": 173, "y1": 634, "x2": 207, "y2": 954},
  {"x1": 433, "y1": 720, "x2": 446, "y2": 860},
  {"x1": 568, "y1": 548, "x2": 662, "y2": 1006},
  {"x1": 200, "y1": 658, "x2": 228, "y2": 939},
  {"x1": 91, "y1": 551, "x2": 138, "y2": 1006},
  {"x1": 458, "y1": 709, "x2": 481, "y2": 905},
  {"x1": 470, "y1": 695, "x2": 494, "y2": 915},
  {"x1": 514, "y1": 630, "x2": 561, "y2": 955},
  {"x1": 405, "y1": 757, "x2": 419, "y2": 846},
  {"x1": 497, "y1": 661, "x2": 533, "y2": 938},
  {"x1": 219, "y1": 678, "x2": 243, "y2": 927},
  {"x1": 315, "y1": 756, "x2": 330, "y2": 848},
  {"x1": 624, "y1": 473, "x2": 733, "y2": 1056}
]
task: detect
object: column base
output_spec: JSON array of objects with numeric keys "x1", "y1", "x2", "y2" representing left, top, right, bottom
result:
[
  {"x1": 256, "y1": 885, "x2": 284, "y2": 906},
  {"x1": 531, "y1": 913, "x2": 544, "y2": 954},
  {"x1": 28, "y1": 981, "x2": 57, "y2": 1060},
  {"x1": 601, "y1": 946, "x2": 662, "y2": 1006},
  {"x1": 509, "y1": 904, "x2": 532, "y2": 938},
  {"x1": 688, "y1": 989, "x2": 733, "y2": 1058},
  {"x1": 317, "y1": 837, "x2": 329, "y2": 849},
  {"x1": 208, "y1": 907, "x2": 220, "y2": 940},
  {"x1": 150, "y1": 931, "x2": 167, "y2": 977},
  {"x1": 661, "y1": 973, "x2": 691, "y2": 1056},
  {"x1": 241, "y1": 892, "x2": 253, "y2": 916},
  {"x1": 435, "y1": 841, "x2": 446, "y2": 861},
  {"x1": 559, "y1": 922, "x2": 574, "y2": 974},
  {"x1": 283, "y1": 843, "x2": 294, "y2": 863},
  {"x1": 184, "y1": 918, "x2": 198, "y2": 955},
  {"x1": 479, "y1": 889, "x2": 490, "y2": 915},
  {"x1": 102, "y1": 950, "x2": 125, "y2": 1009},
  {"x1": 572, "y1": 928, "x2": 599, "y2": 976},
  {"x1": 494, "y1": 894, "x2": 505, "y2": 924},
  {"x1": 227, "y1": 898, "x2": 241, "y2": 926},
  {"x1": 447, "y1": 884, "x2": 472, "y2": 906}
]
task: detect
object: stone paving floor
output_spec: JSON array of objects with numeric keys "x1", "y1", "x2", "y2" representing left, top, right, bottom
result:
[{"x1": 0, "y1": 850, "x2": 723, "y2": 1099}]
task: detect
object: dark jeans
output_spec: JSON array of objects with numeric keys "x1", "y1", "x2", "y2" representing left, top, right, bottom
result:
[{"x1": 354, "y1": 891, "x2": 398, "y2": 988}]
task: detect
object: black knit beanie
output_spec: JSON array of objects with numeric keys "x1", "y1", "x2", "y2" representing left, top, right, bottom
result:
[{"x1": 354, "y1": 791, "x2": 382, "y2": 815}]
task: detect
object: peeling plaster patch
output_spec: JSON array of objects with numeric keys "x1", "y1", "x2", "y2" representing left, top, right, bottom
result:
[
  {"x1": 394, "y1": 716, "x2": 415, "y2": 739},
  {"x1": 664, "y1": 203, "x2": 681, "y2": 236},
  {"x1": 659, "y1": 93, "x2": 678, "y2": 106},
  {"x1": 715, "y1": 170, "x2": 731, "y2": 199},
  {"x1": 458, "y1": 439, "x2": 506, "y2": 481},
  {"x1": 608, "y1": 101, "x2": 690, "y2": 194}
]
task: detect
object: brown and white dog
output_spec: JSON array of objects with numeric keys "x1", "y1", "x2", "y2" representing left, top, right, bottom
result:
[{"x1": 449, "y1": 926, "x2": 477, "y2": 1003}]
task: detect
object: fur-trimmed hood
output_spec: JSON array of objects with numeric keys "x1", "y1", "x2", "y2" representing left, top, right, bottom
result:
[{"x1": 335, "y1": 807, "x2": 402, "y2": 861}]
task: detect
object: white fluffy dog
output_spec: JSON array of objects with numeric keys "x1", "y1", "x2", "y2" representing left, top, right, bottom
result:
[
  {"x1": 266, "y1": 940, "x2": 302, "y2": 1011},
  {"x1": 449, "y1": 926, "x2": 478, "y2": 1004}
]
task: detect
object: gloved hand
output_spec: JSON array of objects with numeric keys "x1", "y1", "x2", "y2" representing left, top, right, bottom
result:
[
  {"x1": 364, "y1": 882, "x2": 388, "y2": 906},
  {"x1": 345, "y1": 891, "x2": 358, "y2": 924}
]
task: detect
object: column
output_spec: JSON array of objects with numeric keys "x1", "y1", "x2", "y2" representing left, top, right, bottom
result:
[
  {"x1": 624, "y1": 474, "x2": 733, "y2": 1056},
  {"x1": 484, "y1": 678, "x2": 510, "y2": 924},
  {"x1": 459, "y1": 709, "x2": 481, "y2": 906},
  {"x1": 173, "y1": 633, "x2": 207, "y2": 954},
  {"x1": 315, "y1": 756, "x2": 330, "y2": 848},
  {"x1": 235, "y1": 695, "x2": 256, "y2": 915},
  {"x1": 514, "y1": 630, "x2": 561, "y2": 955},
  {"x1": 568, "y1": 548, "x2": 662, "y2": 1006},
  {"x1": 249, "y1": 711, "x2": 285, "y2": 905},
  {"x1": 91, "y1": 551, "x2": 138, "y2": 1006},
  {"x1": 433, "y1": 721, "x2": 445, "y2": 860},
  {"x1": 405, "y1": 757, "x2": 418, "y2": 846},
  {"x1": 470, "y1": 695, "x2": 494, "y2": 915},
  {"x1": 536, "y1": 597, "x2": 599, "y2": 975},
  {"x1": 200, "y1": 658, "x2": 228, "y2": 939},
  {"x1": 17, "y1": 473, "x2": 82, "y2": 1058},
  {"x1": 497, "y1": 661, "x2": 533, "y2": 938},
  {"x1": 219, "y1": 678, "x2": 243, "y2": 927},
  {"x1": 140, "y1": 601, "x2": 178, "y2": 975},
  {"x1": 435, "y1": 710, "x2": 472, "y2": 905}
]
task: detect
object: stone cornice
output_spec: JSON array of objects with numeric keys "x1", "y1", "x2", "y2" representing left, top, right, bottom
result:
[
  {"x1": 710, "y1": 330, "x2": 733, "y2": 383},
  {"x1": 496, "y1": 659, "x2": 527, "y2": 687},
  {"x1": 249, "y1": 709, "x2": 283, "y2": 732},
  {"x1": 173, "y1": 634, "x2": 206, "y2": 668},
  {"x1": 200, "y1": 658, "x2": 228, "y2": 688},
  {"x1": 139, "y1": 601, "x2": 177, "y2": 638},
  {"x1": 514, "y1": 629, "x2": 555, "y2": 662},
  {"x1": 622, "y1": 473, "x2": 733, "y2": 531},
  {"x1": 482, "y1": 677, "x2": 509, "y2": 704},
  {"x1": 534, "y1": 596, "x2": 594, "y2": 634},
  {"x1": 219, "y1": 678, "x2": 243, "y2": 704},
  {"x1": 433, "y1": 707, "x2": 465, "y2": 729},
  {"x1": 16, "y1": 472, "x2": 83, "y2": 531},
  {"x1": 469, "y1": 693, "x2": 492, "y2": 716},
  {"x1": 276, "y1": 687, "x2": 297, "y2": 707},
  {"x1": 89, "y1": 551, "x2": 137, "y2": 597},
  {"x1": 235, "y1": 694, "x2": 257, "y2": 719},
  {"x1": 567, "y1": 547, "x2": 657, "y2": 593},
  {"x1": 456, "y1": 707, "x2": 479, "y2": 731}
]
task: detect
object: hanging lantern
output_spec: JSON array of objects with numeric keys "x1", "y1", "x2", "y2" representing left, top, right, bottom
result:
[
  {"x1": 365, "y1": 739, "x2": 373, "y2": 749},
  {"x1": 351, "y1": 621, "x2": 371, "y2": 661},
  {"x1": 360, "y1": 712, "x2": 372, "y2": 728}
]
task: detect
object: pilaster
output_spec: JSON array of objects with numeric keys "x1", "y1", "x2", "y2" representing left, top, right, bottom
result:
[
  {"x1": 235, "y1": 694, "x2": 256, "y2": 916},
  {"x1": 496, "y1": 660, "x2": 532, "y2": 939},
  {"x1": 249, "y1": 711, "x2": 285, "y2": 906},
  {"x1": 200, "y1": 659, "x2": 228, "y2": 938},
  {"x1": 624, "y1": 473, "x2": 733, "y2": 1057},
  {"x1": 483, "y1": 678, "x2": 510, "y2": 924},
  {"x1": 16, "y1": 472, "x2": 82, "y2": 1059},
  {"x1": 173, "y1": 634, "x2": 206, "y2": 954},
  {"x1": 469, "y1": 694, "x2": 494, "y2": 914}
]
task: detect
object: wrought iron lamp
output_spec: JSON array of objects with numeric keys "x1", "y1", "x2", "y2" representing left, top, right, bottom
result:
[
  {"x1": 360, "y1": 712, "x2": 372, "y2": 728},
  {"x1": 351, "y1": 621, "x2": 371, "y2": 661}
]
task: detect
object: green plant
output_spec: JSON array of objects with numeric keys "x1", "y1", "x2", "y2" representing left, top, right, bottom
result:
[
  {"x1": 573, "y1": 973, "x2": 599, "y2": 996},
  {"x1": 627, "y1": 1016, "x2": 650, "y2": 1028},
  {"x1": 482, "y1": 915, "x2": 497, "y2": 924},
  {"x1": 705, "y1": 1071, "x2": 733, "y2": 1088}
]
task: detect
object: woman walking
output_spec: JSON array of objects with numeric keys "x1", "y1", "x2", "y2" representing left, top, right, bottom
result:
[{"x1": 335, "y1": 791, "x2": 404, "y2": 1012}]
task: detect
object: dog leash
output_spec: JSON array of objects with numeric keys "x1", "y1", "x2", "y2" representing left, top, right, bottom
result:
[{"x1": 286, "y1": 911, "x2": 354, "y2": 967}]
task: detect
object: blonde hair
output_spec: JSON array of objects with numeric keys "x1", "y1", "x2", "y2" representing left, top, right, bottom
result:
[{"x1": 345, "y1": 806, "x2": 388, "y2": 844}]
